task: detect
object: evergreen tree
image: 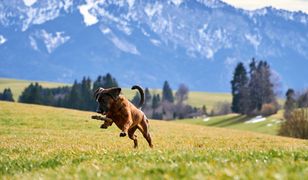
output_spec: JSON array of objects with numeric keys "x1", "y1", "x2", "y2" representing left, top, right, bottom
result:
[
  {"x1": 152, "y1": 94, "x2": 161, "y2": 110},
  {"x1": 202, "y1": 105, "x2": 207, "y2": 115},
  {"x1": 152, "y1": 94, "x2": 162, "y2": 119},
  {"x1": 162, "y1": 81, "x2": 174, "y2": 103},
  {"x1": 246, "y1": 59, "x2": 277, "y2": 115},
  {"x1": 93, "y1": 73, "x2": 119, "y2": 90},
  {"x1": 104, "y1": 73, "x2": 118, "y2": 88},
  {"x1": 67, "y1": 80, "x2": 82, "y2": 109},
  {"x1": 144, "y1": 88, "x2": 152, "y2": 107},
  {"x1": 257, "y1": 61, "x2": 276, "y2": 105},
  {"x1": 80, "y1": 77, "x2": 94, "y2": 110},
  {"x1": 0, "y1": 88, "x2": 14, "y2": 102},
  {"x1": 248, "y1": 58, "x2": 259, "y2": 113},
  {"x1": 131, "y1": 92, "x2": 141, "y2": 107},
  {"x1": 231, "y1": 62, "x2": 249, "y2": 114},
  {"x1": 19, "y1": 82, "x2": 44, "y2": 104}
]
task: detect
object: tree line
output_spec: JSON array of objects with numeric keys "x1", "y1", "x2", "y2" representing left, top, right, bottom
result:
[
  {"x1": 19, "y1": 73, "x2": 118, "y2": 111},
  {"x1": 16, "y1": 73, "x2": 204, "y2": 120}
]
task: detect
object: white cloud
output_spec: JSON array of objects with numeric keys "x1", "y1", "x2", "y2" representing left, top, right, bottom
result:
[
  {"x1": 0, "y1": 35, "x2": 7, "y2": 45},
  {"x1": 222, "y1": 0, "x2": 308, "y2": 14},
  {"x1": 78, "y1": 1, "x2": 99, "y2": 26},
  {"x1": 23, "y1": 0, "x2": 37, "y2": 7}
]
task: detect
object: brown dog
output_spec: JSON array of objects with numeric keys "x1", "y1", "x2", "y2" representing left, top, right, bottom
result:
[{"x1": 94, "y1": 85, "x2": 153, "y2": 148}]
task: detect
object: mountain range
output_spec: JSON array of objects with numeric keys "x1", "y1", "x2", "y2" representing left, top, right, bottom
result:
[{"x1": 0, "y1": 0, "x2": 308, "y2": 92}]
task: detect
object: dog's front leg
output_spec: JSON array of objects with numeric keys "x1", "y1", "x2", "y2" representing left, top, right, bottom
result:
[
  {"x1": 100, "y1": 121, "x2": 113, "y2": 129},
  {"x1": 119, "y1": 118, "x2": 133, "y2": 137}
]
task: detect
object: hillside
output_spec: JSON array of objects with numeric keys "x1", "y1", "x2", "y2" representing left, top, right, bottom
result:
[
  {"x1": 0, "y1": 101, "x2": 307, "y2": 179},
  {"x1": 0, "y1": 77, "x2": 231, "y2": 110},
  {"x1": 177, "y1": 111, "x2": 284, "y2": 135},
  {"x1": 0, "y1": 78, "x2": 68, "y2": 100}
]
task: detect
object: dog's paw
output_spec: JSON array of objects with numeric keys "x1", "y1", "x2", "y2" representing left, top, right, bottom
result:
[
  {"x1": 100, "y1": 124, "x2": 109, "y2": 129},
  {"x1": 119, "y1": 132, "x2": 127, "y2": 137},
  {"x1": 91, "y1": 115, "x2": 99, "y2": 119}
]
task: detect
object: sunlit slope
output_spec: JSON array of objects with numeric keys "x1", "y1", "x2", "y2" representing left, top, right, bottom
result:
[
  {"x1": 178, "y1": 111, "x2": 284, "y2": 135},
  {"x1": 0, "y1": 101, "x2": 307, "y2": 179},
  {"x1": 0, "y1": 78, "x2": 68, "y2": 100}
]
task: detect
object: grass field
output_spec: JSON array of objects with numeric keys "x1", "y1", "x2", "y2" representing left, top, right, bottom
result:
[
  {"x1": 1, "y1": 101, "x2": 308, "y2": 179},
  {"x1": 0, "y1": 77, "x2": 231, "y2": 111},
  {"x1": 177, "y1": 111, "x2": 284, "y2": 135}
]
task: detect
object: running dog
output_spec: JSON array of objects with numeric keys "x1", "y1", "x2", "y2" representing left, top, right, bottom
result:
[{"x1": 92, "y1": 85, "x2": 153, "y2": 148}]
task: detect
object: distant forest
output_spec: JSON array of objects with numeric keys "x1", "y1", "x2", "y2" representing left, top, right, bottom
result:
[
  {"x1": 1, "y1": 58, "x2": 308, "y2": 126},
  {"x1": 8, "y1": 73, "x2": 204, "y2": 120}
]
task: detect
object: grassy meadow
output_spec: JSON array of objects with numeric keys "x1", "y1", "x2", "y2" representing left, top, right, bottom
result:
[{"x1": 0, "y1": 101, "x2": 308, "y2": 179}]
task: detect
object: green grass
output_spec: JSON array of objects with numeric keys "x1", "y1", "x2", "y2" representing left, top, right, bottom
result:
[
  {"x1": 177, "y1": 111, "x2": 284, "y2": 135},
  {"x1": 0, "y1": 77, "x2": 231, "y2": 111},
  {"x1": 0, "y1": 101, "x2": 308, "y2": 179},
  {"x1": 187, "y1": 91, "x2": 231, "y2": 109}
]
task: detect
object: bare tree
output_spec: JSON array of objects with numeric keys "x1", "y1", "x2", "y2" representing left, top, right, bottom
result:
[{"x1": 175, "y1": 84, "x2": 189, "y2": 103}]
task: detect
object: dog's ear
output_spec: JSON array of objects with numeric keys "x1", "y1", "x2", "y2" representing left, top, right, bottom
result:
[
  {"x1": 94, "y1": 87, "x2": 104, "y2": 101},
  {"x1": 108, "y1": 87, "x2": 121, "y2": 100}
]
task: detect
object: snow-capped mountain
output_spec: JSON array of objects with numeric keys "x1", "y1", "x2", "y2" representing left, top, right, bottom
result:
[{"x1": 0, "y1": 0, "x2": 308, "y2": 92}]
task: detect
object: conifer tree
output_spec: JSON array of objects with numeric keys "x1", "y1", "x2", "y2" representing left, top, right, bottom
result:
[
  {"x1": 231, "y1": 62, "x2": 248, "y2": 114},
  {"x1": 162, "y1": 81, "x2": 174, "y2": 103},
  {"x1": 131, "y1": 92, "x2": 141, "y2": 107},
  {"x1": 144, "y1": 88, "x2": 152, "y2": 107},
  {"x1": 0, "y1": 88, "x2": 14, "y2": 102}
]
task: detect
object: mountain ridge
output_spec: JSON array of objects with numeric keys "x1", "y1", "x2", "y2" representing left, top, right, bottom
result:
[{"x1": 0, "y1": 0, "x2": 308, "y2": 92}]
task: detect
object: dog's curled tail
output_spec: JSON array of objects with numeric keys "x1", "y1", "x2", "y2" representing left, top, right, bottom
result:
[{"x1": 131, "y1": 85, "x2": 145, "y2": 108}]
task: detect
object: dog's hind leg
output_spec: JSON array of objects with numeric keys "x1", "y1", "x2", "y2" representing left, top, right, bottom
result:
[
  {"x1": 128, "y1": 126, "x2": 138, "y2": 148},
  {"x1": 138, "y1": 119, "x2": 153, "y2": 148}
]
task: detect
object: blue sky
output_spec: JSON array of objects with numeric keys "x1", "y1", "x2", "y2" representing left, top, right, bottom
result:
[{"x1": 222, "y1": 0, "x2": 308, "y2": 13}]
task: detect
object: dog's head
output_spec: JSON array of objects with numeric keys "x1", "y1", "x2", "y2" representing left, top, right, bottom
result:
[{"x1": 94, "y1": 87, "x2": 121, "y2": 115}]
